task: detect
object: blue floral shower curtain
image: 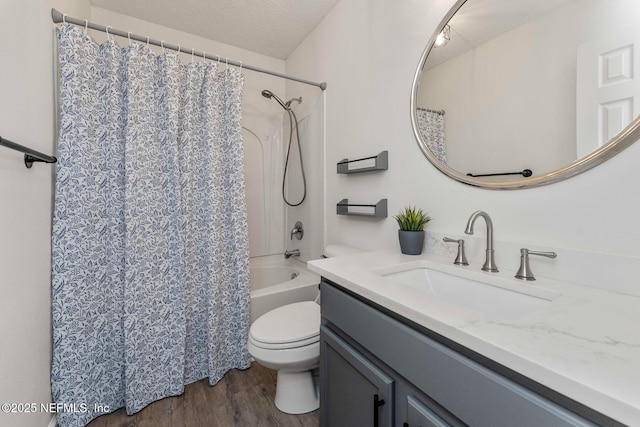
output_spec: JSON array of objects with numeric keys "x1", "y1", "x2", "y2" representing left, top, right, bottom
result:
[{"x1": 51, "y1": 24, "x2": 250, "y2": 426}]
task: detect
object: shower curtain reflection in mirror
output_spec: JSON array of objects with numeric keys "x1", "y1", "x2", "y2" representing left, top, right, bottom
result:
[
  {"x1": 51, "y1": 24, "x2": 251, "y2": 427},
  {"x1": 417, "y1": 107, "x2": 447, "y2": 163}
]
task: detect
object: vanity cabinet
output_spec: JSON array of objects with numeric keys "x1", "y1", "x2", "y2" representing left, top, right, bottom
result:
[{"x1": 320, "y1": 280, "x2": 597, "y2": 427}]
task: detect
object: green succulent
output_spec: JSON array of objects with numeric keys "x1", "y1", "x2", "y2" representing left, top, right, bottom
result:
[{"x1": 394, "y1": 206, "x2": 432, "y2": 231}]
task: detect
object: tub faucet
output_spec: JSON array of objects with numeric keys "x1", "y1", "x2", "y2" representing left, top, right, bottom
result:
[
  {"x1": 464, "y1": 210, "x2": 498, "y2": 272},
  {"x1": 284, "y1": 249, "x2": 300, "y2": 259}
]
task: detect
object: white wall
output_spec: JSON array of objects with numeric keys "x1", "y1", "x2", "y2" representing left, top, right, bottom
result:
[
  {"x1": 287, "y1": 0, "x2": 640, "y2": 285},
  {"x1": 0, "y1": 2, "x2": 90, "y2": 426}
]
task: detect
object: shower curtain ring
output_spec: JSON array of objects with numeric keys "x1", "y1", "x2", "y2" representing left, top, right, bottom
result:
[
  {"x1": 177, "y1": 44, "x2": 181, "y2": 54},
  {"x1": 191, "y1": 48, "x2": 195, "y2": 62},
  {"x1": 225, "y1": 57, "x2": 229, "y2": 69},
  {"x1": 62, "y1": 14, "x2": 67, "y2": 24},
  {"x1": 84, "y1": 20, "x2": 89, "y2": 34},
  {"x1": 127, "y1": 32, "x2": 132, "y2": 46},
  {"x1": 202, "y1": 51, "x2": 207, "y2": 63},
  {"x1": 239, "y1": 61, "x2": 242, "y2": 72},
  {"x1": 146, "y1": 36, "x2": 150, "y2": 48},
  {"x1": 105, "y1": 26, "x2": 112, "y2": 41},
  {"x1": 161, "y1": 40, "x2": 165, "y2": 53}
]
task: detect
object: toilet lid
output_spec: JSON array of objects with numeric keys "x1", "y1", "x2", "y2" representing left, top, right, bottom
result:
[{"x1": 250, "y1": 301, "x2": 320, "y2": 345}]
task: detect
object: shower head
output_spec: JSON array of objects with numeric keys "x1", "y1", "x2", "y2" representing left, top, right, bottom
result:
[
  {"x1": 262, "y1": 90, "x2": 303, "y2": 110},
  {"x1": 261, "y1": 89, "x2": 289, "y2": 110}
]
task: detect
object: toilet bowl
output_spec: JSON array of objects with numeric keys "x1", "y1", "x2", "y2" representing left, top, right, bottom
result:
[
  {"x1": 247, "y1": 245, "x2": 361, "y2": 414},
  {"x1": 247, "y1": 301, "x2": 321, "y2": 414}
]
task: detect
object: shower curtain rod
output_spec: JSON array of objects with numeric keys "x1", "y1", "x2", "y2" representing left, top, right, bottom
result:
[
  {"x1": 417, "y1": 106, "x2": 445, "y2": 115},
  {"x1": 51, "y1": 9, "x2": 327, "y2": 91}
]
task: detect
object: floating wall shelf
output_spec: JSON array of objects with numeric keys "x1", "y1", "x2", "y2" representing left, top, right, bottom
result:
[
  {"x1": 336, "y1": 198, "x2": 387, "y2": 218},
  {"x1": 337, "y1": 150, "x2": 388, "y2": 174}
]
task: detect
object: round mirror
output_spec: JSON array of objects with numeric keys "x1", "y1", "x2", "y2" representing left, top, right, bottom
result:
[{"x1": 411, "y1": 0, "x2": 640, "y2": 189}]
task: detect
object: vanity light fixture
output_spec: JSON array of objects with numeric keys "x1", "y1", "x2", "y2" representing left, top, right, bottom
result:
[{"x1": 434, "y1": 25, "x2": 451, "y2": 47}]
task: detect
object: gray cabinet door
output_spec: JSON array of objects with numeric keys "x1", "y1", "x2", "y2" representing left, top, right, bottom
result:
[{"x1": 320, "y1": 325, "x2": 394, "y2": 427}]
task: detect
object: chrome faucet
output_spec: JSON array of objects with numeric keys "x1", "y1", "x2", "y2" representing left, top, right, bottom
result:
[
  {"x1": 284, "y1": 249, "x2": 301, "y2": 259},
  {"x1": 464, "y1": 210, "x2": 498, "y2": 272}
]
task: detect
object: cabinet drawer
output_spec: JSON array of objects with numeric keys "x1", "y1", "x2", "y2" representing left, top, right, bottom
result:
[{"x1": 321, "y1": 281, "x2": 595, "y2": 427}]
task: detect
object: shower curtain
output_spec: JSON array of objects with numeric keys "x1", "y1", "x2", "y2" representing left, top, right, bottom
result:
[
  {"x1": 416, "y1": 109, "x2": 446, "y2": 163},
  {"x1": 51, "y1": 24, "x2": 250, "y2": 426}
]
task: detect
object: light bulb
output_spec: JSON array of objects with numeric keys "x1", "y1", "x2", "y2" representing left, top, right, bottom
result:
[{"x1": 434, "y1": 25, "x2": 450, "y2": 48}]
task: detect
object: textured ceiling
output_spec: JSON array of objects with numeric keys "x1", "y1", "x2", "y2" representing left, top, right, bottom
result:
[{"x1": 89, "y1": 0, "x2": 339, "y2": 59}]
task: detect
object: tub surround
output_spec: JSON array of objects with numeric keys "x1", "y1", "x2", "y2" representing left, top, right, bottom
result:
[{"x1": 308, "y1": 250, "x2": 640, "y2": 426}]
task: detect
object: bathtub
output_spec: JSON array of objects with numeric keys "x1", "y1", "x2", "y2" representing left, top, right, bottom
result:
[{"x1": 249, "y1": 255, "x2": 321, "y2": 323}]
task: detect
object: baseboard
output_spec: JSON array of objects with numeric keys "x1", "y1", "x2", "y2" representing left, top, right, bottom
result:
[{"x1": 47, "y1": 414, "x2": 57, "y2": 427}]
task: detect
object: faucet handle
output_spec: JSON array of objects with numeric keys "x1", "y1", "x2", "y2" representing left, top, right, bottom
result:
[
  {"x1": 290, "y1": 221, "x2": 304, "y2": 240},
  {"x1": 443, "y1": 237, "x2": 469, "y2": 266},
  {"x1": 515, "y1": 248, "x2": 557, "y2": 281}
]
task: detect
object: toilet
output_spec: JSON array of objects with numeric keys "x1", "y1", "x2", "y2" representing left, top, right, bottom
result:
[
  {"x1": 247, "y1": 245, "x2": 361, "y2": 414},
  {"x1": 248, "y1": 301, "x2": 320, "y2": 414}
]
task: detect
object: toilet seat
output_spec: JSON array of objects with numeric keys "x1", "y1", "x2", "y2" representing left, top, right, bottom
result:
[
  {"x1": 249, "y1": 301, "x2": 320, "y2": 350},
  {"x1": 249, "y1": 334, "x2": 319, "y2": 350}
]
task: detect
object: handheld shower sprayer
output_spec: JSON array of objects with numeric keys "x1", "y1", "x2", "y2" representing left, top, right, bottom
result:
[
  {"x1": 261, "y1": 90, "x2": 287, "y2": 110},
  {"x1": 261, "y1": 90, "x2": 303, "y2": 110},
  {"x1": 261, "y1": 89, "x2": 306, "y2": 206}
]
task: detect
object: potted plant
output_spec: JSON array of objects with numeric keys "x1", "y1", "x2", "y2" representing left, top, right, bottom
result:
[{"x1": 395, "y1": 206, "x2": 432, "y2": 255}]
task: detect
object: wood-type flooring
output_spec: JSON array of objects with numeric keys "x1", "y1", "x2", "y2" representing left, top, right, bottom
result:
[{"x1": 86, "y1": 363, "x2": 319, "y2": 427}]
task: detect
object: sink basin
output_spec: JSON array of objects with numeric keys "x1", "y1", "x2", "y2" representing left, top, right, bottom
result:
[{"x1": 380, "y1": 265, "x2": 558, "y2": 320}]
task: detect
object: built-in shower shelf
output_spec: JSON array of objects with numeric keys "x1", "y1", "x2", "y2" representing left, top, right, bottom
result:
[
  {"x1": 336, "y1": 198, "x2": 387, "y2": 218},
  {"x1": 337, "y1": 151, "x2": 388, "y2": 174}
]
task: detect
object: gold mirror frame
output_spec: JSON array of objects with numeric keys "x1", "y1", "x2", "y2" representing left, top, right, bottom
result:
[{"x1": 410, "y1": 0, "x2": 640, "y2": 190}]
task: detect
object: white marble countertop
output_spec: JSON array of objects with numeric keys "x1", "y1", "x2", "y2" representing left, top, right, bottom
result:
[{"x1": 308, "y1": 250, "x2": 640, "y2": 426}]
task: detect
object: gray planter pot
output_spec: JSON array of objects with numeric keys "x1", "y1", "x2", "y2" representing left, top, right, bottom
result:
[{"x1": 398, "y1": 230, "x2": 425, "y2": 255}]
